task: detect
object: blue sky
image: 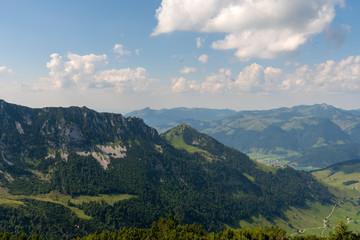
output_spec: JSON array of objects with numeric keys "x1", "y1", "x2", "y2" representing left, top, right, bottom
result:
[{"x1": 1, "y1": 0, "x2": 360, "y2": 113}]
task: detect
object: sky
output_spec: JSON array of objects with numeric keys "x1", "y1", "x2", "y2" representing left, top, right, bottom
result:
[{"x1": 1, "y1": 0, "x2": 360, "y2": 113}]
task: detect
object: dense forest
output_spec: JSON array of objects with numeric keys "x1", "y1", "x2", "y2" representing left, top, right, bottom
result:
[
  {"x1": 0, "y1": 144, "x2": 331, "y2": 239},
  {"x1": 0, "y1": 216, "x2": 358, "y2": 240}
]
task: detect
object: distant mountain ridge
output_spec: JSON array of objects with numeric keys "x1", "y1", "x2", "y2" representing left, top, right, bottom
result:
[
  {"x1": 127, "y1": 104, "x2": 360, "y2": 168},
  {"x1": 125, "y1": 107, "x2": 237, "y2": 131}
]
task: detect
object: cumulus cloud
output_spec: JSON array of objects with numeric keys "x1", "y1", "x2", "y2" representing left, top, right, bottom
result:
[
  {"x1": 113, "y1": 44, "x2": 131, "y2": 56},
  {"x1": 201, "y1": 68, "x2": 232, "y2": 93},
  {"x1": 95, "y1": 67, "x2": 150, "y2": 92},
  {"x1": 45, "y1": 53, "x2": 107, "y2": 89},
  {"x1": 311, "y1": 56, "x2": 360, "y2": 92},
  {"x1": 171, "y1": 55, "x2": 360, "y2": 94},
  {"x1": 36, "y1": 53, "x2": 151, "y2": 92},
  {"x1": 282, "y1": 57, "x2": 360, "y2": 92},
  {"x1": 153, "y1": 0, "x2": 344, "y2": 60},
  {"x1": 198, "y1": 54, "x2": 209, "y2": 64},
  {"x1": 0, "y1": 66, "x2": 13, "y2": 75},
  {"x1": 179, "y1": 66, "x2": 197, "y2": 74},
  {"x1": 198, "y1": 65, "x2": 283, "y2": 93},
  {"x1": 171, "y1": 77, "x2": 199, "y2": 92},
  {"x1": 233, "y1": 64, "x2": 283, "y2": 92}
]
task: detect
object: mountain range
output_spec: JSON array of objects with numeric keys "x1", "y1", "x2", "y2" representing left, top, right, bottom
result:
[
  {"x1": 127, "y1": 104, "x2": 360, "y2": 168},
  {"x1": 0, "y1": 99, "x2": 332, "y2": 239}
]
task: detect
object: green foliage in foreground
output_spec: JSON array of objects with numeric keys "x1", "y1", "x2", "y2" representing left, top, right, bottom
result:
[{"x1": 1, "y1": 216, "x2": 359, "y2": 240}]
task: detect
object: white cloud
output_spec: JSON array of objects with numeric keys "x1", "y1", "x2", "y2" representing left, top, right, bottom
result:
[
  {"x1": 283, "y1": 65, "x2": 314, "y2": 91},
  {"x1": 198, "y1": 54, "x2": 208, "y2": 64},
  {"x1": 36, "y1": 53, "x2": 152, "y2": 92},
  {"x1": 263, "y1": 67, "x2": 284, "y2": 90},
  {"x1": 198, "y1": 65, "x2": 283, "y2": 93},
  {"x1": 0, "y1": 66, "x2": 13, "y2": 75},
  {"x1": 171, "y1": 55, "x2": 360, "y2": 95},
  {"x1": 95, "y1": 67, "x2": 150, "y2": 92},
  {"x1": 171, "y1": 77, "x2": 199, "y2": 92},
  {"x1": 282, "y1": 56, "x2": 360, "y2": 92},
  {"x1": 179, "y1": 66, "x2": 197, "y2": 74},
  {"x1": 232, "y1": 63, "x2": 282, "y2": 92},
  {"x1": 201, "y1": 68, "x2": 232, "y2": 93},
  {"x1": 113, "y1": 44, "x2": 131, "y2": 56},
  {"x1": 311, "y1": 56, "x2": 360, "y2": 92},
  {"x1": 44, "y1": 53, "x2": 107, "y2": 89},
  {"x1": 153, "y1": 0, "x2": 344, "y2": 60}
]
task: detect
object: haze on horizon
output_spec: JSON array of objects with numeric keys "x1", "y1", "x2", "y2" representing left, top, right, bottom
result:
[{"x1": 1, "y1": 0, "x2": 360, "y2": 113}]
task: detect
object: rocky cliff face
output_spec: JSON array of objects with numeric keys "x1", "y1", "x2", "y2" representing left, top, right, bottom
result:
[{"x1": 0, "y1": 99, "x2": 160, "y2": 176}]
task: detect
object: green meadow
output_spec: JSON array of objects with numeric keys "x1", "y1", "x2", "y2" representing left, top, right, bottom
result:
[{"x1": 0, "y1": 187, "x2": 136, "y2": 220}]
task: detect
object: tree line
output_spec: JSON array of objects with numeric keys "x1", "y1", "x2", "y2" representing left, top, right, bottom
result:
[{"x1": 1, "y1": 216, "x2": 358, "y2": 240}]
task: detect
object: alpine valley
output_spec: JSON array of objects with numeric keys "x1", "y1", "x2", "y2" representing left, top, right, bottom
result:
[{"x1": 1, "y1": 99, "x2": 360, "y2": 239}]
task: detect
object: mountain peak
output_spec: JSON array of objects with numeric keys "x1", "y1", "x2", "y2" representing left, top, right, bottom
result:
[
  {"x1": 164, "y1": 123, "x2": 204, "y2": 139},
  {"x1": 162, "y1": 123, "x2": 235, "y2": 162},
  {"x1": 173, "y1": 123, "x2": 193, "y2": 132}
]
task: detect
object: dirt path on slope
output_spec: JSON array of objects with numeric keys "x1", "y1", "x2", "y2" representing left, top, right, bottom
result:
[{"x1": 291, "y1": 196, "x2": 360, "y2": 237}]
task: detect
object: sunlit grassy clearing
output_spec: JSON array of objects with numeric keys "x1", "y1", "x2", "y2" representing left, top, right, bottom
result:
[
  {"x1": 0, "y1": 198, "x2": 25, "y2": 208},
  {"x1": 163, "y1": 128, "x2": 215, "y2": 161},
  {"x1": 0, "y1": 187, "x2": 136, "y2": 220}
]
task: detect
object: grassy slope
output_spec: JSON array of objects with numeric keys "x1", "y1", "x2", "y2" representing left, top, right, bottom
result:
[
  {"x1": 161, "y1": 125, "x2": 215, "y2": 161},
  {"x1": 312, "y1": 161, "x2": 360, "y2": 191},
  {"x1": 239, "y1": 161, "x2": 360, "y2": 237},
  {"x1": 0, "y1": 187, "x2": 136, "y2": 220}
]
